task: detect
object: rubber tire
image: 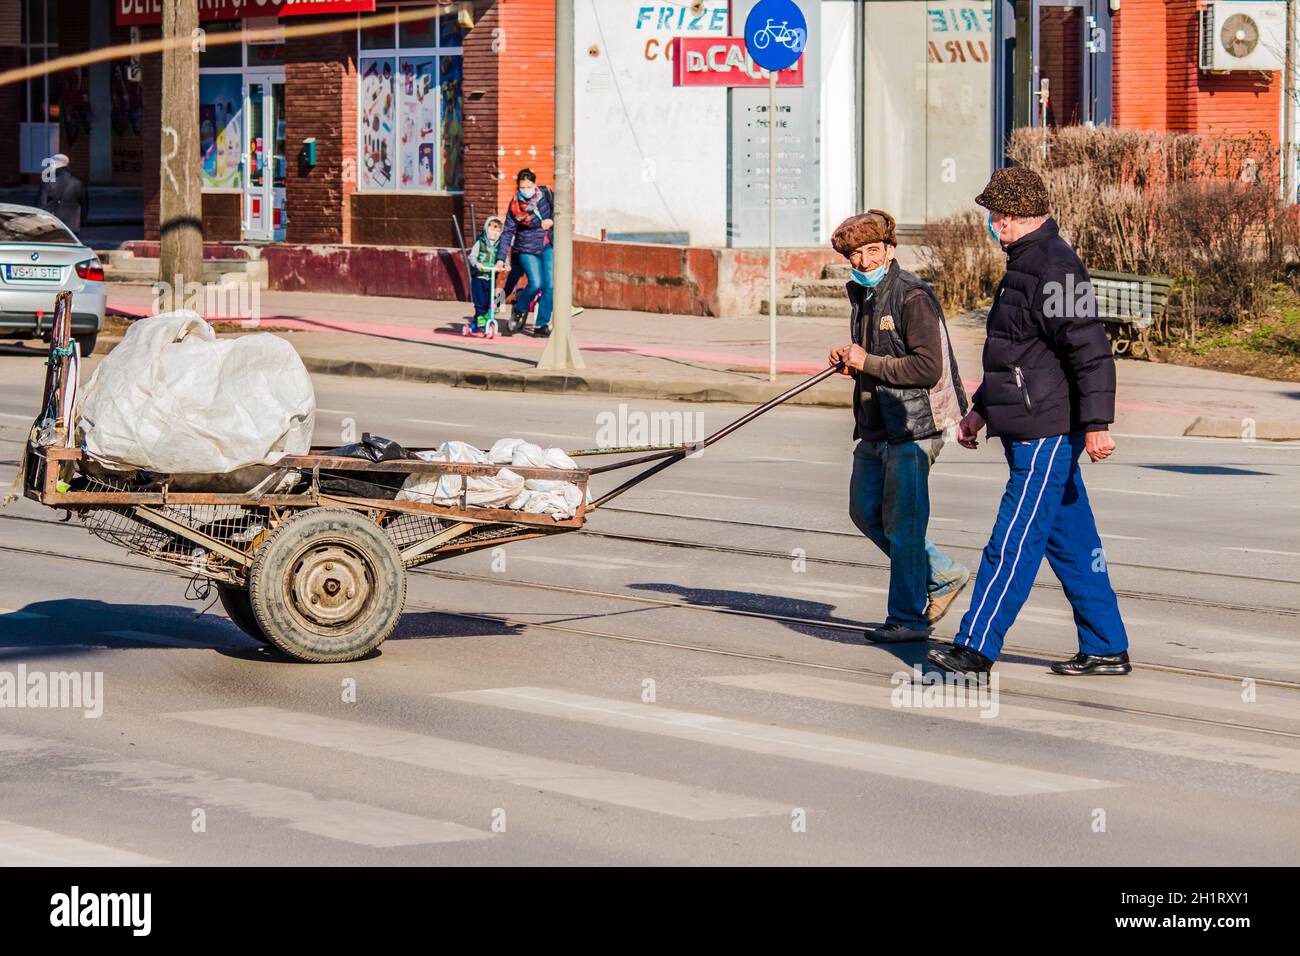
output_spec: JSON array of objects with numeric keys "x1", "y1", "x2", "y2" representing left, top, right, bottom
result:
[
  {"x1": 74, "y1": 333, "x2": 97, "y2": 356},
  {"x1": 217, "y1": 584, "x2": 271, "y2": 644},
  {"x1": 248, "y1": 508, "x2": 406, "y2": 663}
]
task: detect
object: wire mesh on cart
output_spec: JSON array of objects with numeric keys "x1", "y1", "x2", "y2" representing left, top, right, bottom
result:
[{"x1": 75, "y1": 475, "x2": 270, "y2": 577}]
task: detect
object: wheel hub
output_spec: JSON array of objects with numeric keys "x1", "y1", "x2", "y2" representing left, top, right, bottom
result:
[{"x1": 291, "y1": 545, "x2": 371, "y2": 628}]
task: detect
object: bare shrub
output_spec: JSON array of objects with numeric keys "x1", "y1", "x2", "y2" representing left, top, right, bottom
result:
[{"x1": 919, "y1": 210, "x2": 1001, "y2": 312}]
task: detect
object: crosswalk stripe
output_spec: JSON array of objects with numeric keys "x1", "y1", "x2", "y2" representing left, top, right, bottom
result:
[
  {"x1": 995, "y1": 662, "x2": 1300, "y2": 723},
  {"x1": 167, "y1": 707, "x2": 788, "y2": 821},
  {"x1": 75, "y1": 760, "x2": 491, "y2": 848},
  {"x1": 0, "y1": 819, "x2": 166, "y2": 866},
  {"x1": 703, "y1": 673, "x2": 1300, "y2": 776},
  {"x1": 437, "y1": 687, "x2": 1113, "y2": 797}
]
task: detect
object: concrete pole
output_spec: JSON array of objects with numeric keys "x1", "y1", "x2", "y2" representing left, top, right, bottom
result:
[
  {"x1": 158, "y1": 0, "x2": 203, "y2": 296},
  {"x1": 537, "y1": 0, "x2": 584, "y2": 370},
  {"x1": 768, "y1": 69, "x2": 777, "y2": 383}
]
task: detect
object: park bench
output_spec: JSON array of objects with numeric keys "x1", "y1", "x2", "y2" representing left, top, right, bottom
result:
[{"x1": 1088, "y1": 269, "x2": 1176, "y2": 360}]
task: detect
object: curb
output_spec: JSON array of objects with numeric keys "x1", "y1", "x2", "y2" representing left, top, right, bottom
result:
[
  {"x1": 97, "y1": 335, "x2": 853, "y2": 406},
  {"x1": 297, "y1": 355, "x2": 853, "y2": 407},
  {"x1": 1183, "y1": 416, "x2": 1300, "y2": 442}
]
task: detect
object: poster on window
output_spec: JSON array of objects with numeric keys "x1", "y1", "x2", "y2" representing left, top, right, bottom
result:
[
  {"x1": 359, "y1": 57, "x2": 395, "y2": 189},
  {"x1": 440, "y1": 54, "x2": 463, "y2": 192},
  {"x1": 199, "y1": 74, "x2": 243, "y2": 189},
  {"x1": 398, "y1": 57, "x2": 437, "y2": 189}
]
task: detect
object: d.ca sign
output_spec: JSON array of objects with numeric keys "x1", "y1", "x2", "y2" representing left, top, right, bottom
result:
[{"x1": 669, "y1": 36, "x2": 804, "y2": 87}]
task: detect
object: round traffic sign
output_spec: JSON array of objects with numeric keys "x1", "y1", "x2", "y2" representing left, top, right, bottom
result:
[{"x1": 744, "y1": 0, "x2": 808, "y2": 73}]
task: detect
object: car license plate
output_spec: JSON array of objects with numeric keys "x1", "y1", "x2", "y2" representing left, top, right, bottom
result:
[{"x1": 6, "y1": 264, "x2": 62, "y2": 281}]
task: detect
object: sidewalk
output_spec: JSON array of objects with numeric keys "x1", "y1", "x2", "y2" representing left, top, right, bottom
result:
[{"x1": 103, "y1": 283, "x2": 1300, "y2": 438}]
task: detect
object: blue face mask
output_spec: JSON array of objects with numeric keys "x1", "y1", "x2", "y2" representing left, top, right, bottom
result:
[
  {"x1": 851, "y1": 263, "x2": 888, "y2": 288},
  {"x1": 986, "y1": 216, "x2": 1003, "y2": 243},
  {"x1": 519, "y1": 187, "x2": 537, "y2": 200}
]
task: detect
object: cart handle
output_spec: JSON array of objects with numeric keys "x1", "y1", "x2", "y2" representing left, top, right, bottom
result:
[{"x1": 585, "y1": 362, "x2": 844, "y2": 511}]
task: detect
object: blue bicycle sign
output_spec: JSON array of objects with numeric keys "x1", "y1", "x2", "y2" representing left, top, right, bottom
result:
[{"x1": 744, "y1": 0, "x2": 808, "y2": 73}]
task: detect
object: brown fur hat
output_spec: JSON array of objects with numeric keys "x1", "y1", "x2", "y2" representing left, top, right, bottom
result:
[{"x1": 831, "y1": 209, "x2": 897, "y2": 258}]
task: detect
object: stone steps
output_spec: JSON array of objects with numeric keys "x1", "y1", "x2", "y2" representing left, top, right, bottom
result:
[{"x1": 101, "y1": 250, "x2": 268, "y2": 288}]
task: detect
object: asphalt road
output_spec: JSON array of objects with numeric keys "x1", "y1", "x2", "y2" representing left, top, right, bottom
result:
[{"x1": 1, "y1": 354, "x2": 1298, "y2": 865}]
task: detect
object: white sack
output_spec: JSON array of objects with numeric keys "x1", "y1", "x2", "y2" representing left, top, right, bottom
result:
[
  {"x1": 78, "y1": 311, "x2": 315, "y2": 475},
  {"x1": 397, "y1": 443, "x2": 524, "y2": 507}
]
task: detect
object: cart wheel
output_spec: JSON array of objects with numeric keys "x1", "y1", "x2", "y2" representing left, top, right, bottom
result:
[
  {"x1": 485, "y1": 319, "x2": 497, "y2": 339},
  {"x1": 217, "y1": 584, "x2": 271, "y2": 644},
  {"x1": 461, "y1": 323, "x2": 471, "y2": 337},
  {"x1": 248, "y1": 508, "x2": 406, "y2": 663}
]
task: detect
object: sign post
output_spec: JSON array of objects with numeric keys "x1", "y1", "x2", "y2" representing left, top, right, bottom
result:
[{"x1": 742, "y1": 0, "x2": 807, "y2": 383}]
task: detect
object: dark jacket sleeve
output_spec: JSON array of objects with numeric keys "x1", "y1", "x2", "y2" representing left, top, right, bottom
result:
[
  {"x1": 858, "y1": 289, "x2": 944, "y2": 389},
  {"x1": 498, "y1": 209, "x2": 517, "y2": 262},
  {"x1": 971, "y1": 382, "x2": 986, "y2": 418},
  {"x1": 1032, "y1": 256, "x2": 1116, "y2": 431}
]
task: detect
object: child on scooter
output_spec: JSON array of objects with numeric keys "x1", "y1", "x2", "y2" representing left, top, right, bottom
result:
[{"x1": 468, "y1": 217, "x2": 503, "y2": 333}]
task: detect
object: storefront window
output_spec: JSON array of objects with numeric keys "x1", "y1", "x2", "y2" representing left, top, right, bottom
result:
[
  {"x1": 199, "y1": 74, "x2": 244, "y2": 190},
  {"x1": 358, "y1": 10, "x2": 464, "y2": 193},
  {"x1": 862, "y1": 0, "x2": 993, "y2": 226},
  {"x1": 199, "y1": 23, "x2": 242, "y2": 70}
]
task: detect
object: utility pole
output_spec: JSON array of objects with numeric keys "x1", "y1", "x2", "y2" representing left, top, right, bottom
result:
[
  {"x1": 159, "y1": 0, "x2": 203, "y2": 296},
  {"x1": 537, "y1": 0, "x2": 584, "y2": 370},
  {"x1": 767, "y1": 68, "x2": 777, "y2": 382}
]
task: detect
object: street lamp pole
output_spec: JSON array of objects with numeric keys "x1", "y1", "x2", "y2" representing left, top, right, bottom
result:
[{"x1": 537, "y1": 0, "x2": 585, "y2": 370}]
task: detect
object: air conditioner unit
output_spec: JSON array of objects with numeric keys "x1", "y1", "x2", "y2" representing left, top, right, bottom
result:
[{"x1": 1199, "y1": 2, "x2": 1286, "y2": 72}]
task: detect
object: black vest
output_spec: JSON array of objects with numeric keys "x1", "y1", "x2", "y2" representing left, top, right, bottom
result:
[{"x1": 848, "y1": 263, "x2": 968, "y2": 444}]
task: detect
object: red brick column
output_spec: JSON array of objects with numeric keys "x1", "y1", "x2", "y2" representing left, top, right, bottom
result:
[{"x1": 285, "y1": 19, "x2": 355, "y2": 245}]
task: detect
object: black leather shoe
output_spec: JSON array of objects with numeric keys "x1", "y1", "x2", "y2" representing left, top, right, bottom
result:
[
  {"x1": 927, "y1": 643, "x2": 993, "y2": 675},
  {"x1": 863, "y1": 623, "x2": 933, "y2": 644},
  {"x1": 1050, "y1": 651, "x2": 1132, "y2": 676}
]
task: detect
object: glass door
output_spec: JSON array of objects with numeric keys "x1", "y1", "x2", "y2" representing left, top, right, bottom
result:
[{"x1": 241, "y1": 72, "x2": 285, "y2": 241}]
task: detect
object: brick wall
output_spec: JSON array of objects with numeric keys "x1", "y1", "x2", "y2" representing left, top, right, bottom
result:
[
  {"x1": 1113, "y1": 0, "x2": 1168, "y2": 130},
  {"x1": 285, "y1": 20, "x2": 355, "y2": 244},
  {"x1": 462, "y1": 0, "x2": 555, "y2": 244}
]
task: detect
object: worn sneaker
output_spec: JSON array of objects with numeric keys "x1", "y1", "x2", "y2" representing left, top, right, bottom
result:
[
  {"x1": 863, "y1": 623, "x2": 933, "y2": 644},
  {"x1": 533, "y1": 324, "x2": 552, "y2": 338},
  {"x1": 926, "y1": 571, "x2": 972, "y2": 625}
]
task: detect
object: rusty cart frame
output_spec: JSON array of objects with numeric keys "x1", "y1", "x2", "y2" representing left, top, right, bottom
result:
[{"x1": 15, "y1": 292, "x2": 839, "y2": 662}]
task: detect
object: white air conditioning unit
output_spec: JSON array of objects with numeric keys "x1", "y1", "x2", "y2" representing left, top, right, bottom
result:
[{"x1": 1199, "y1": 2, "x2": 1286, "y2": 72}]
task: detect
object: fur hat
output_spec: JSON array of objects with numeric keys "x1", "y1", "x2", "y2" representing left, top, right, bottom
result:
[
  {"x1": 831, "y1": 209, "x2": 896, "y2": 257},
  {"x1": 975, "y1": 167, "x2": 1050, "y2": 217}
]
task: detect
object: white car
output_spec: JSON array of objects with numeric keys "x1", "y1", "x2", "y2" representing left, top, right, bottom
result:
[{"x1": 0, "y1": 203, "x2": 106, "y2": 355}]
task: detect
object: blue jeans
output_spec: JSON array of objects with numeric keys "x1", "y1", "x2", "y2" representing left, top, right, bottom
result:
[
  {"x1": 518, "y1": 245, "x2": 554, "y2": 328},
  {"x1": 849, "y1": 437, "x2": 969, "y2": 629},
  {"x1": 470, "y1": 274, "x2": 492, "y2": 316},
  {"x1": 955, "y1": 433, "x2": 1129, "y2": 662}
]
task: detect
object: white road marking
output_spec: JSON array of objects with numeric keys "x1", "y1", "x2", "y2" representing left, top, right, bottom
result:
[
  {"x1": 1099, "y1": 533, "x2": 1145, "y2": 541},
  {"x1": 438, "y1": 687, "x2": 1113, "y2": 796},
  {"x1": 762, "y1": 580, "x2": 887, "y2": 599},
  {"x1": 75, "y1": 760, "x2": 491, "y2": 848},
  {"x1": 404, "y1": 418, "x2": 471, "y2": 429},
  {"x1": 509, "y1": 554, "x2": 680, "y2": 571},
  {"x1": 0, "y1": 607, "x2": 46, "y2": 620},
  {"x1": 704, "y1": 673, "x2": 1300, "y2": 776},
  {"x1": 994, "y1": 662, "x2": 1300, "y2": 723},
  {"x1": 653, "y1": 489, "x2": 755, "y2": 501},
  {"x1": 314, "y1": 408, "x2": 356, "y2": 416},
  {"x1": 932, "y1": 472, "x2": 1182, "y2": 497},
  {"x1": 0, "y1": 412, "x2": 30, "y2": 420},
  {"x1": 1113, "y1": 432, "x2": 1300, "y2": 449},
  {"x1": 0, "y1": 819, "x2": 166, "y2": 866},
  {"x1": 1180, "y1": 651, "x2": 1300, "y2": 674},
  {"x1": 167, "y1": 707, "x2": 787, "y2": 821},
  {"x1": 750, "y1": 457, "x2": 837, "y2": 466},
  {"x1": 1222, "y1": 547, "x2": 1300, "y2": 558}
]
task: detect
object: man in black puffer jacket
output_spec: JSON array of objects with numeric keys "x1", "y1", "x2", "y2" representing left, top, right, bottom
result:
[{"x1": 928, "y1": 167, "x2": 1132, "y2": 678}]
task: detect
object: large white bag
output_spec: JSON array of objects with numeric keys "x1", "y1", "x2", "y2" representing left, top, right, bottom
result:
[{"x1": 78, "y1": 311, "x2": 315, "y2": 475}]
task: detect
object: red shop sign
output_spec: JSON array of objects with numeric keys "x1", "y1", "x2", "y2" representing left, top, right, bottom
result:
[
  {"x1": 116, "y1": 0, "x2": 377, "y2": 27},
  {"x1": 670, "y1": 36, "x2": 803, "y2": 87}
]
